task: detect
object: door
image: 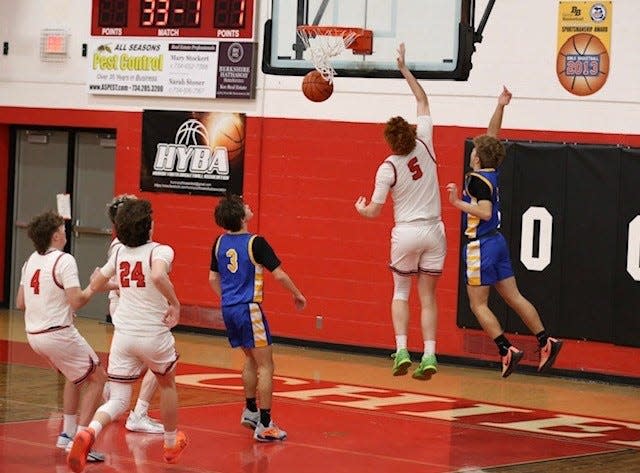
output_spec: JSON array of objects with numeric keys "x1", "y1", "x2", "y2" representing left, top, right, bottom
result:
[{"x1": 10, "y1": 128, "x2": 116, "y2": 320}]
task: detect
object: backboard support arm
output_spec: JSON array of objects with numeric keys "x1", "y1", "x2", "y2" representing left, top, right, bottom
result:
[{"x1": 474, "y1": 0, "x2": 497, "y2": 43}]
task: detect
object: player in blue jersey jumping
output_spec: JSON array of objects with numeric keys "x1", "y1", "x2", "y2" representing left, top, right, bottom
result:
[
  {"x1": 209, "y1": 194, "x2": 306, "y2": 441},
  {"x1": 446, "y1": 87, "x2": 562, "y2": 378}
]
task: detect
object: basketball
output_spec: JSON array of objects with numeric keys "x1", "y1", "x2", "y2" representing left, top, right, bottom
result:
[
  {"x1": 556, "y1": 33, "x2": 609, "y2": 96},
  {"x1": 205, "y1": 113, "x2": 245, "y2": 161},
  {"x1": 302, "y1": 70, "x2": 334, "y2": 102}
]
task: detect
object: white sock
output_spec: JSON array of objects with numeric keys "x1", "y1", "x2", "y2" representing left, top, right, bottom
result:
[
  {"x1": 134, "y1": 399, "x2": 150, "y2": 417},
  {"x1": 395, "y1": 335, "x2": 407, "y2": 350},
  {"x1": 424, "y1": 340, "x2": 436, "y2": 357},
  {"x1": 164, "y1": 430, "x2": 177, "y2": 447},
  {"x1": 88, "y1": 420, "x2": 103, "y2": 438},
  {"x1": 63, "y1": 414, "x2": 77, "y2": 437}
]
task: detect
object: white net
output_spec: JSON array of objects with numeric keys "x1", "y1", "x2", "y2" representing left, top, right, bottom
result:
[{"x1": 297, "y1": 27, "x2": 358, "y2": 83}]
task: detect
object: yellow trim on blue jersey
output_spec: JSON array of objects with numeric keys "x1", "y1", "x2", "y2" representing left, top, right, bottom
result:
[
  {"x1": 466, "y1": 241, "x2": 482, "y2": 286},
  {"x1": 248, "y1": 235, "x2": 257, "y2": 265}
]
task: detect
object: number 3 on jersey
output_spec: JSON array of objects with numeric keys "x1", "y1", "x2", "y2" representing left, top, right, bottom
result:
[
  {"x1": 226, "y1": 249, "x2": 238, "y2": 273},
  {"x1": 119, "y1": 261, "x2": 146, "y2": 287}
]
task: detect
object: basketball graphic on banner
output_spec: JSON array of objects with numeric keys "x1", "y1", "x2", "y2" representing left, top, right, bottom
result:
[{"x1": 556, "y1": 33, "x2": 609, "y2": 96}]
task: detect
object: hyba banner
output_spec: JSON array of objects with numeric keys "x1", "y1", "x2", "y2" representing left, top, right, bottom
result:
[{"x1": 141, "y1": 110, "x2": 245, "y2": 196}]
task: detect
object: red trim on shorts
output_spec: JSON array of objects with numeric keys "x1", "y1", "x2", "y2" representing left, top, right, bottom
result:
[
  {"x1": 419, "y1": 268, "x2": 443, "y2": 276},
  {"x1": 26, "y1": 324, "x2": 70, "y2": 335},
  {"x1": 389, "y1": 265, "x2": 418, "y2": 276},
  {"x1": 152, "y1": 351, "x2": 180, "y2": 376},
  {"x1": 73, "y1": 356, "x2": 98, "y2": 385},
  {"x1": 52, "y1": 252, "x2": 65, "y2": 289},
  {"x1": 107, "y1": 374, "x2": 141, "y2": 383}
]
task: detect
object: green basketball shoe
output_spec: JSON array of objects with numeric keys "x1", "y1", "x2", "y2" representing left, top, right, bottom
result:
[
  {"x1": 412, "y1": 354, "x2": 438, "y2": 380},
  {"x1": 391, "y1": 348, "x2": 412, "y2": 376}
]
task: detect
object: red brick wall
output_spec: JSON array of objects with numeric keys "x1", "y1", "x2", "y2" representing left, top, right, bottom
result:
[{"x1": 1, "y1": 107, "x2": 639, "y2": 378}]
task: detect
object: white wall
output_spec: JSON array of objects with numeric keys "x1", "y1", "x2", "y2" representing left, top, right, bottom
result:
[{"x1": 0, "y1": 0, "x2": 638, "y2": 134}]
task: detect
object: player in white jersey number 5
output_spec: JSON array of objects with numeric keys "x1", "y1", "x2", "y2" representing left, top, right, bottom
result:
[
  {"x1": 16, "y1": 211, "x2": 107, "y2": 461},
  {"x1": 355, "y1": 43, "x2": 446, "y2": 379},
  {"x1": 67, "y1": 199, "x2": 187, "y2": 473}
]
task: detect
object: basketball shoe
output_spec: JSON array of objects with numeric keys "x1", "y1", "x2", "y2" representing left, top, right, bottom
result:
[
  {"x1": 412, "y1": 354, "x2": 438, "y2": 380},
  {"x1": 126, "y1": 410, "x2": 164, "y2": 434},
  {"x1": 241, "y1": 408, "x2": 260, "y2": 430},
  {"x1": 538, "y1": 337, "x2": 563, "y2": 372},
  {"x1": 254, "y1": 421, "x2": 287, "y2": 442},
  {"x1": 501, "y1": 346, "x2": 524, "y2": 378},
  {"x1": 67, "y1": 428, "x2": 96, "y2": 473},
  {"x1": 163, "y1": 430, "x2": 188, "y2": 464},
  {"x1": 391, "y1": 348, "x2": 412, "y2": 376}
]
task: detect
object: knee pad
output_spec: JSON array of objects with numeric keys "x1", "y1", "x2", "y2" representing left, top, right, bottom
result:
[
  {"x1": 97, "y1": 382, "x2": 132, "y2": 420},
  {"x1": 392, "y1": 273, "x2": 411, "y2": 301}
]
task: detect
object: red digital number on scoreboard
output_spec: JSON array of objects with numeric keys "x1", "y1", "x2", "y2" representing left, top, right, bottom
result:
[{"x1": 91, "y1": 0, "x2": 255, "y2": 38}]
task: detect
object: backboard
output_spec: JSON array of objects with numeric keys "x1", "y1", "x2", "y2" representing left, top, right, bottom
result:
[{"x1": 262, "y1": 0, "x2": 488, "y2": 80}]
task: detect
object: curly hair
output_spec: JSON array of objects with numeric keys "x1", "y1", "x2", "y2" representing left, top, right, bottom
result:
[
  {"x1": 473, "y1": 135, "x2": 506, "y2": 168},
  {"x1": 27, "y1": 211, "x2": 65, "y2": 254},
  {"x1": 115, "y1": 199, "x2": 152, "y2": 247},
  {"x1": 214, "y1": 194, "x2": 246, "y2": 232},
  {"x1": 107, "y1": 194, "x2": 137, "y2": 224},
  {"x1": 384, "y1": 116, "x2": 417, "y2": 155}
]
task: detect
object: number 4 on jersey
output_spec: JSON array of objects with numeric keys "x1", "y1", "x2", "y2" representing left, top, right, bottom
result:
[
  {"x1": 30, "y1": 269, "x2": 41, "y2": 294},
  {"x1": 119, "y1": 261, "x2": 146, "y2": 287}
]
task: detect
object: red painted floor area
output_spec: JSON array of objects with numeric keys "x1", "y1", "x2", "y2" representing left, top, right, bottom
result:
[{"x1": 2, "y1": 338, "x2": 638, "y2": 472}]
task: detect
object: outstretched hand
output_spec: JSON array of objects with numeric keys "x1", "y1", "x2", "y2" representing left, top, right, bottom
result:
[
  {"x1": 446, "y1": 183, "x2": 460, "y2": 204},
  {"x1": 396, "y1": 42, "x2": 406, "y2": 69},
  {"x1": 498, "y1": 86, "x2": 512, "y2": 106}
]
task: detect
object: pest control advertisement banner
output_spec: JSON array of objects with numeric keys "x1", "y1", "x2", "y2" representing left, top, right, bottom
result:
[
  {"x1": 87, "y1": 38, "x2": 256, "y2": 98},
  {"x1": 141, "y1": 110, "x2": 245, "y2": 196},
  {"x1": 556, "y1": 1, "x2": 611, "y2": 96}
]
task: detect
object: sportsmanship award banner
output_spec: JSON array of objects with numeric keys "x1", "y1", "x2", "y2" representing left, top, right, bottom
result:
[
  {"x1": 141, "y1": 110, "x2": 245, "y2": 196},
  {"x1": 88, "y1": 38, "x2": 256, "y2": 99},
  {"x1": 556, "y1": 2, "x2": 611, "y2": 96}
]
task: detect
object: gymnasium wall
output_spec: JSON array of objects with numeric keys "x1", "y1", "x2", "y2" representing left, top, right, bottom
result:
[{"x1": 0, "y1": 1, "x2": 639, "y2": 379}]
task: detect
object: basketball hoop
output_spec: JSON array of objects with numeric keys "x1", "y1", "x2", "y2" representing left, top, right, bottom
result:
[{"x1": 296, "y1": 25, "x2": 373, "y2": 83}]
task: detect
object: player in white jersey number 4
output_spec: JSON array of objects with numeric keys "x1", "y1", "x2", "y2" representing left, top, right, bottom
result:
[
  {"x1": 16, "y1": 211, "x2": 107, "y2": 462},
  {"x1": 355, "y1": 43, "x2": 446, "y2": 380}
]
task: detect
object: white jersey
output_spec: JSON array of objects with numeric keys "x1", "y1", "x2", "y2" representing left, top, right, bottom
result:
[
  {"x1": 371, "y1": 115, "x2": 441, "y2": 223},
  {"x1": 100, "y1": 241, "x2": 174, "y2": 337},
  {"x1": 20, "y1": 249, "x2": 80, "y2": 333},
  {"x1": 107, "y1": 238, "x2": 122, "y2": 303}
]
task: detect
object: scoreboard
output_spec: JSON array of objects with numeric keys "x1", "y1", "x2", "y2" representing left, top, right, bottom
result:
[{"x1": 91, "y1": 0, "x2": 255, "y2": 39}]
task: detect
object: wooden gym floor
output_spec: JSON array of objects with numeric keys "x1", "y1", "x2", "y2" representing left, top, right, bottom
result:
[{"x1": 0, "y1": 309, "x2": 638, "y2": 472}]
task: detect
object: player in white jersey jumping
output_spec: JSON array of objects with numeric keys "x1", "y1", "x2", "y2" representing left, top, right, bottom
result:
[
  {"x1": 355, "y1": 43, "x2": 446, "y2": 379},
  {"x1": 67, "y1": 199, "x2": 187, "y2": 473},
  {"x1": 104, "y1": 194, "x2": 163, "y2": 434},
  {"x1": 16, "y1": 211, "x2": 107, "y2": 462}
]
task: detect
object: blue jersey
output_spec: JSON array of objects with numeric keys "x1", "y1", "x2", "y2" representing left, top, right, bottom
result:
[
  {"x1": 215, "y1": 233, "x2": 264, "y2": 306},
  {"x1": 462, "y1": 168, "x2": 501, "y2": 239}
]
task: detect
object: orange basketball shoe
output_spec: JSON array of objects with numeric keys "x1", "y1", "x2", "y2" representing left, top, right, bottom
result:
[
  {"x1": 501, "y1": 346, "x2": 524, "y2": 378},
  {"x1": 538, "y1": 338, "x2": 563, "y2": 372},
  {"x1": 67, "y1": 428, "x2": 95, "y2": 473},
  {"x1": 163, "y1": 430, "x2": 188, "y2": 464}
]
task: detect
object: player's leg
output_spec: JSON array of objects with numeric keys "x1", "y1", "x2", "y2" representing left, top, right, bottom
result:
[
  {"x1": 467, "y1": 284, "x2": 523, "y2": 378},
  {"x1": 250, "y1": 345, "x2": 287, "y2": 442},
  {"x1": 125, "y1": 369, "x2": 163, "y2": 433},
  {"x1": 412, "y1": 273, "x2": 438, "y2": 380},
  {"x1": 494, "y1": 277, "x2": 563, "y2": 372},
  {"x1": 389, "y1": 225, "x2": 419, "y2": 376},
  {"x1": 239, "y1": 350, "x2": 260, "y2": 429},
  {"x1": 57, "y1": 380, "x2": 80, "y2": 447},
  {"x1": 412, "y1": 222, "x2": 446, "y2": 380}
]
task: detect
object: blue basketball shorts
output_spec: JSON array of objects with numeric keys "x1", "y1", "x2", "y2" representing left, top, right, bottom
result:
[
  {"x1": 463, "y1": 232, "x2": 514, "y2": 286},
  {"x1": 221, "y1": 302, "x2": 272, "y2": 349}
]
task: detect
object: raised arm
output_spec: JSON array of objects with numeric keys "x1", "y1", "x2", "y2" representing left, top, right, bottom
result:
[
  {"x1": 397, "y1": 43, "x2": 430, "y2": 116},
  {"x1": 487, "y1": 86, "x2": 512, "y2": 138}
]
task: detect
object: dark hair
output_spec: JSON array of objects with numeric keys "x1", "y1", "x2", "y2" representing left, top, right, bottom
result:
[
  {"x1": 473, "y1": 134, "x2": 506, "y2": 168},
  {"x1": 214, "y1": 194, "x2": 245, "y2": 232},
  {"x1": 115, "y1": 199, "x2": 152, "y2": 247},
  {"x1": 384, "y1": 116, "x2": 417, "y2": 155},
  {"x1": 27, "y1": 211, "x2": 64, "y2": 254},
  {"x1": 107, "y1": 194, "x2": 137, "y2": 224}
]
